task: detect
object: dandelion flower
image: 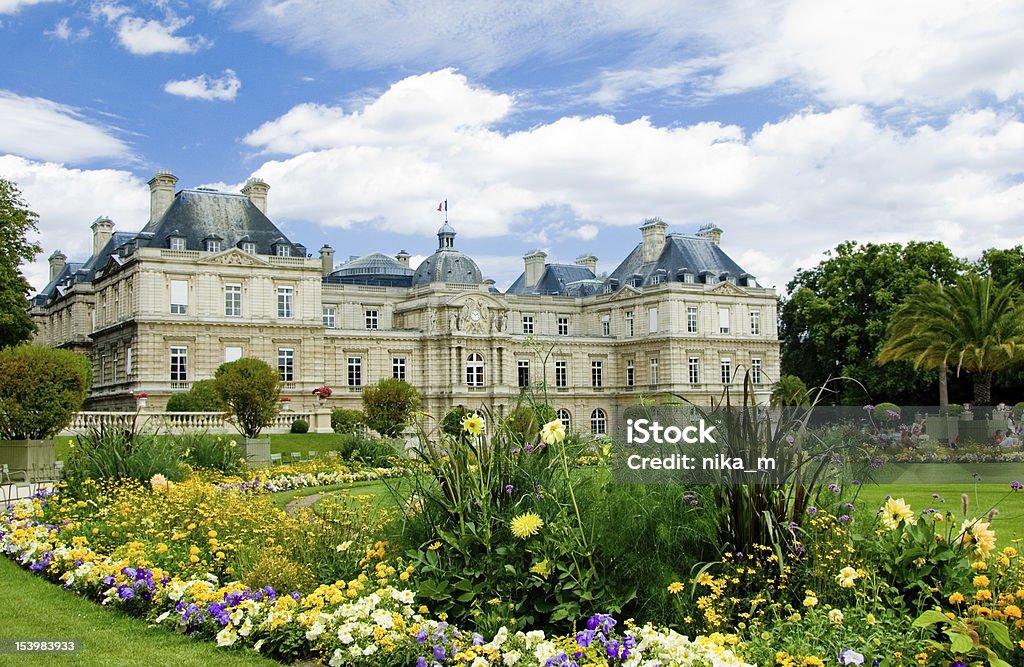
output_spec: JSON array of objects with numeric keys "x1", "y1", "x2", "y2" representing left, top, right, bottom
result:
[
  {"x1": 510, "y1": 512, "x2": 544, "y2": 539},
  {"x1": 667, "y1": 581, "x2": 684, "y2": 594},
  {"x1": 879, "y1": 497, "x2": 916, "y2": 530},
  {"x1": 958, "y1": 518, "x2": 997, "y2": 559},
  {"x1": 461, "y1": 413, "x2": 485, "y2": 437},
  {"x1": 540, "y1": 419, "x2": 566, "y2": 445}
]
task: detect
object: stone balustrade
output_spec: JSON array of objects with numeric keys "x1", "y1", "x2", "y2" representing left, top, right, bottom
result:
[{"x1": 59, "y1": 409, "x2": 333, "y2": 436}]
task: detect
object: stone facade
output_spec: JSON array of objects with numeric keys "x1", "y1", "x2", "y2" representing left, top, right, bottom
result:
[{"x1": 31, "y1": 173, "x2": 780, "y2": 436}]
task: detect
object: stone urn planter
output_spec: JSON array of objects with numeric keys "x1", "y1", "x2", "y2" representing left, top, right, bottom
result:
[
  {"x1": 241, "y1": 438, "x2": 271, "y2": 468},
  {"x1": 0, "y1": 439, "x2": 57, "y2": 483}
]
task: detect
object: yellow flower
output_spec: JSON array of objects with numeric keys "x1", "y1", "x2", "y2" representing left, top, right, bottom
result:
[
  {"x1": 427, "y1": 541, "x2": 442, "y2": 551},
  {"x1": 828, "y1": 609, "x2": 844, "y2": 625},
  {"x1": 879, "y1": 497, "x2": 916, "y2": 530},
  {"x1": 461, "y1": 413, "x2": 485, "y2": 437},
  {"x1": 510, "y1": 512, "x2": 544, "y2": 539},
  {"x1": 1005, "y1": 605, "x2": 1022, "y2": 619},
  {"x1": 802, "y1": 591, "x2": 818, "y2": 607},
  {"x1": 949, "y1": 592, "x2": 965, "y2": 605},
  {"x1": 540, "y1": 419, "x2": 566, "y2": 445},
  {"x1": 835, "y1": 566, "x2": 859, "y2": 588},
  {"x1": 667, "y1": 581, "x2": 685, "y2": 594},
  {"x1": 958, "y1": 519, "x2": 997, "y2": 559},
  {"x1": 530, "y1": 559, "x2": 552, "y2": 579},
  {"x1": 974, "y1": 575, "x2": 991, "y2": 588}
]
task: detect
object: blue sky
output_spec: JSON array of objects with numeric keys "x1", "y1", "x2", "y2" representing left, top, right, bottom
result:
[{"x1": 2, "y1": 0, "x2": 1023, "y2": 293}]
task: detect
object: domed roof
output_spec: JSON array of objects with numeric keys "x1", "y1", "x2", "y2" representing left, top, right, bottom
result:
[
  {"x1": 332, "y1": 252, "x2": 413, "y2": 278},
  {"x1": 412, "y1": 250, "x2": 483, "y2": 285},
  {"x1": 438, "y1": 222, "x2": 456, "y2": 236}
]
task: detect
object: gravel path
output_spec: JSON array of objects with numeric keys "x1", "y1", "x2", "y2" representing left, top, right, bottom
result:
[{"x1": 283, "y1": 491, "x2": 330, "y2": 516}]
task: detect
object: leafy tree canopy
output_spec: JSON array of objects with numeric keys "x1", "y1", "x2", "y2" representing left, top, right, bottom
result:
[
  {"x1": 0, "y1": 344, "x2": 91, "y2": 439},
  {"x1": 780, "y1": 240, "x2": 967, "y2": 405},
  {"x1": 0, "y1": 179, "x2": 42, "y2": 348},
  {"x1": 361, "y1": 378, "x2": 419, "y2": 438},
  {"x1": 213, "y1": 358, "x2": 280, "y2": 439}
]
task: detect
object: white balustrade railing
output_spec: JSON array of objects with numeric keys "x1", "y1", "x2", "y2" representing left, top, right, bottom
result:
[{"x1": 60, "y1": 410, "x2": 322, "y2": 436}]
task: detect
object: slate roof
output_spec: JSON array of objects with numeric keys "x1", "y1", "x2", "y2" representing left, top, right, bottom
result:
[
  {"x1": 326, "y1": 252, "x2": 415, "y2": 287},
  {"x1": 411, "y1": 250, "x2": 484, "y2": 286},
  {"x1": 136, "y1": 189, "x2": 297, "y2": 254},
  {"x1": 606, "y1": 234, "x2": 754, "y2": 289},
  {"x1": 506, "y1": 264, "x2": 597, "y2": 295},
  {"x1": 31, "y1": 231, "x2": 137, "y2": 306}
]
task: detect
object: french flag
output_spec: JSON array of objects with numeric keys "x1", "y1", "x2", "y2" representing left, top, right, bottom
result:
[{"x1": 437, "y1": 200, "x2": 447, "y2": 212}]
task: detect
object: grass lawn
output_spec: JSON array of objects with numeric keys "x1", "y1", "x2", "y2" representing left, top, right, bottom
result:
[
  {"x1": 55, "y1": 432, "x2": 372, "y2": 462},
  {"x1": 0, "y1": 557, "x2": 279, "y2": 667}
]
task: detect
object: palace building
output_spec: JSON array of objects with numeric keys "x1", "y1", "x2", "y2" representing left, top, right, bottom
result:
[{"x1": 30, "y1": 172, "x2": 780, "y2": 435}]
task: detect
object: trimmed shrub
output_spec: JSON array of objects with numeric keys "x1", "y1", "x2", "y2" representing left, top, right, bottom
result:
[
  {"x1": 290, "y1": 419, "x2": 309, "y2": 434},
  {"x1": 331, "y1": 408, "x2": 363, "y2": 434},
  {"x1": 165, "y1": 379, "x2": 225, "y2": 412},
  {"x1": 214, "y1": 358, "x2": 280, "y2": 439},
  {"x1": 361, "y1": 378, "x2": 419, "y2": 437},
  {"x1": 0, "y1": 344, "x2": 91, "y2": 439}
]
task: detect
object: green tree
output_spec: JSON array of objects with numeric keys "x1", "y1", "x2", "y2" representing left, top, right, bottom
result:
[
  {"x1": 0, "y1": 179, "x2": 42, "y2": 348},
  {"x1": 0, "y1": 344, "x2": 91, "y2": 439},
  {"x1": 213, "y1": 358, "x2": 280, "y2": 439},
  {"x1": 770, "y1": 374, "x2": 810, "y2": 407},
  {"x1": 165, "y1": 379, "x2": 226, "y2": 412},
  {"x1": 780, "y1": 240, "x2": 966, "y2": 405},
  {"x1": 878, "y1": 276, "x2": 1024, "y2": 405},
  {"x1": 975, "y1": 245, "x2": 1024, "y2": 295},
  {"x1": 361, "y1": 378, "x2": 419, "y2": 438}
]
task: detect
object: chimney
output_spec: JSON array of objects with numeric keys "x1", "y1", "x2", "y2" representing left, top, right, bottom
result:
[
  {"x1": 147, "y1": 171, "x2": 178, "y2": 224},
  {"x1": 524, "y1": 250, "x2": 547, "y2": 288},
  {"x1": 91, "y1": 217, "x2": 114, "y2": 257},
  {"x1": 48, "y1": 250, "x2": 67, "y2": 282},
  {"x1": 696, "y1": 223, "x2": 723, "y2": 245},
  {"x1": 575, "y1": 253, "x2": 597, "y2": 275},
  {"x1": 395, "y1": 250, "x2": 411, "y2": 268},
  {"x1": 241, "y1": 178, "x2": 270, "y2": 215},
  {"x1": 319, "y1": 244, "x2": 334, "y2": 276},
  {"x1": 641, "y1": 218, "x2": 668, "y2": 264}
]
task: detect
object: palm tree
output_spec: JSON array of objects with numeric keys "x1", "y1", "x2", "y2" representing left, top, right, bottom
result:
[{"x1": 878, "y1": 275, "x2": 1024, "y2": 405}]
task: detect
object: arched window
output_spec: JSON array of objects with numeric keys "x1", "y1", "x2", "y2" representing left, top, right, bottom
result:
[
  {"x1": 590, "y1": 408, "x2": 607, "y2": 435},
  {"x1": 556, "y1": 408, "x2": 572, "y2": 432},
  {"x1": 466, "y1": 353, "x2": 484, "y2": 387}
]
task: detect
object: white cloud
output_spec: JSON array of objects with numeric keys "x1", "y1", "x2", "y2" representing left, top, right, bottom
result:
[
  {"x1": 93, "y1": 3, "x2": 208, "y2": 55},
  {"x1": 0, "y1": 155, "x2": 148, "y2": 292},
  {"x1": 239, "y1": 70, "x2": 1024, "y2": 291},
  {"x1": 575, "y1": 224, "x2": 599, "y2": 241},
  {"x1": 164, "y1": 69, "x2": 241, "y2": 101},
  {"x1": 0, "y1": 90, "x2": 130, "y2": 163},
  {"x1": 45, "y1": 17, "x2": 89, "y2": 40},
  {"x1": 0, "y1": 0, "x2": 60, "y2": 14}
]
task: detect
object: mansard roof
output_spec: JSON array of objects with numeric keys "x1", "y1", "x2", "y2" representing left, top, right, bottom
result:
[
  {"x1": 607, "y1": 233, "x2": 754, "y2": 288},
  {"x1": 136, "y1": 188, "x2": 296, "y2": 254},
  {"x1": 31, "y1": 231, "x2": 137, "y2": 307},
  {"x1": 506, "y1": 263, "x2": 598, "y2": 296}
]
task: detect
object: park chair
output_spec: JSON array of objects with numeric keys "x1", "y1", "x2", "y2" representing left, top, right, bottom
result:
[
  {"x1": 308, "y1": 450, "x2": 318, "y2": 461},
  {"x1": 270, "y1": 453, "x2": 282, "y2": 465},
  {"x1": 290, "y1": 452, "x2": 301, "y2": 463},
  {"x1": 1, "y1": 464, "x2": 31, "y2": 504},
  {"x1": 327, "y1": 450, "x2": 339, "y2": 459}
]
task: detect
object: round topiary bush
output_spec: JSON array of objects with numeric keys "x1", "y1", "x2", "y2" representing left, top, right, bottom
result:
[
  {"x1": 290, "y1": 419, "x2": 309, "y2": 434},
  {"x1": 213, "y1": 358, "x2": 280, "y2": 439},
  {"x1": 874, "y1": 402, "x2": 902, "y2": 421},
  {"x1": 0, "y1": 344, "x2": 91, "y2": 439},
  {"x1": 331, "y1": 408, "x2": 363, "y2": 434}
]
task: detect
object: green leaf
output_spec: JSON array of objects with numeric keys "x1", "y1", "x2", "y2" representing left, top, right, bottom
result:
[
  {"x1": 948, "y1": 632, "x2": 972, "y2": 653},
  {"x1": 913, "y1": 610, "x2": 952, "y2": 628},
  {"x1": 979, "y1": 619, "x2": 1013, "y2": 649}
]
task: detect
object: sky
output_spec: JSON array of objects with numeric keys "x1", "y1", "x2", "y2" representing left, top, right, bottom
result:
[{"x1": 2, "y1": 0, "x2": 1023, "y2": 294}]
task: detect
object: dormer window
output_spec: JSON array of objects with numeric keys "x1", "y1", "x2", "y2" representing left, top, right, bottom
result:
[
  {"x1": 241, "y1": 242, "x2": 257, "y2": 254},
  {"x1": 275, "y1": 244, "x2": 291, "y2": 257},
  {"x1": 205, "y1": 239, "x2": 222, "y2": 252},
  {"x1": 169, "y1": 236, "x2": 186, "y2": 251},
  {"x1": 683, "y1": 272, "x2": 695, "y2": 284}
]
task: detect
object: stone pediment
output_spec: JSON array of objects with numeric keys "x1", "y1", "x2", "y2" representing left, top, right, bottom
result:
[
  {"x1": 444, "y1": 293, "x2": 507, "y2": 334},
  {"x1": 198, "y1": 248, "x2": 271, "y2": 267},
  {"x1": 605, "y1": 285, "x2": 642, "y2": 302},
  {"x1": 707, "y1": 281, "x2": 747, "y2": 295}
]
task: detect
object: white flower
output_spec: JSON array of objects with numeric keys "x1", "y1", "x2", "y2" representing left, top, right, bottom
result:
[
  {"x1": 472, "y1": 657, "x2": 489, "y2": 667},
  {"x1": 253, "y1": 640, "x2": 264, "y2": 652},
  {"x1": 828, "y1": 609, "x2": 845, "y2": 625},
  {"x1": 329, "y1": 648, "x2": 344, "y2": 667},
  {"x1": 390, "y1": 588, "x2": 415, "y2": 604},
  {"x1": 154, "y1": 611, "x2": 170, "y2": 624},
  {"x1": 503, "y1": 651, "x2": 521, "y2": 666},
  {"x1": 372, "y1": 608, "x2": 394, "y2": 629},
  {"x1": 216, "y1": 626, "x2": 238, "y2": 647}
]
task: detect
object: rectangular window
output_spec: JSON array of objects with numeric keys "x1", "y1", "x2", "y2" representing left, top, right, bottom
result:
[
  {"x1": 721, "y1": 358, "x2": 732, "y2": 385},
  {"x1": 650, "y1": 358, "x2": 659, "y2": 385},
  {"x1": 555, "y1": 360, "x2": 567, "y2": 388},
  {"x1": 277, "y1": 287, "x2": 293, "y2": 319},
  {"x1": 348, "y1": 356, "x2": 362, "y2": 387},
  {"x1": 683, "y1": 273, "x2": 695, "y2": 284},
  {"x1": 522, "y1": 315, "x2": 534, "y2": 335},
  {"x1": 601, "y1": 315, "x2": 610, "y2": 337},
  {"x1": 626, "y1": 360, "x2": 634, "y2": 387},
  {"x1": 392, "y1": 357, "x2": 406, "y2": 381},
  {"x1": 557, "y1": 316, "x2": 569, "y2": 336},
  {"x1": 113, "y1": 350, "x2": 119, "y2": 382},
  {"x1": 170, "y1": 279, "x2": 188, "y2": 315},
  {"x1": 278, "y1": 348, "x2": 294, "y2": 382},
  {"x1": 206, "y1": 240, "x2": 221, "y2": 252},
  {"x1": 225, "y1": 284, "x2": 241, "y2": 317},
  {"x1": 718, "y1": 307, "x2": 730, "y2": 334},
  {"x1": 751, "y1": 357, "x2": 763, "y2": 384},
  {"x1": 365, "y1": 308, "x2": 379, "y2": 330},
  {"x1": 170, "y1": 346, "x2": 187, "y2": 382},
  {"x1": 648, "y1": 307, "x2": 658, "y2": 333},
  {"x1": 625, "y1": 311, "x2": 634, "y2": 337},
  {"x1": 687, "y1": 307, "x2": 698, "y2": 333},
  {"x1": 276, "y1": 245, "x2": 291, "y2": 257},
  {"x1": 323, "y1": 306, "x2": 336, "y2": 328},
  {"x1": 750, "y1": 310, "x2": 761, "y2": 335},
  {"x1": 225, "y1": 346, "x2": 242, "y2": 363},
  {"x1": 518, "y1": 360, "x2": 530, "y2": 388},
  {"x1": 169, "y1": 237, "x2": 185, "y2": 251},
  {"x1": 688, "y1": 357, "x2": 700, "y2": 385},
  {"x1": 241, "y1": 242, "x2": 257, "y2": 254},
  {"x1": 591, "y1": 360, "x2": 603, "y2": 388},
  {"x1": 126, "y1": 346, "x2": 133, "y2": 376}
]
